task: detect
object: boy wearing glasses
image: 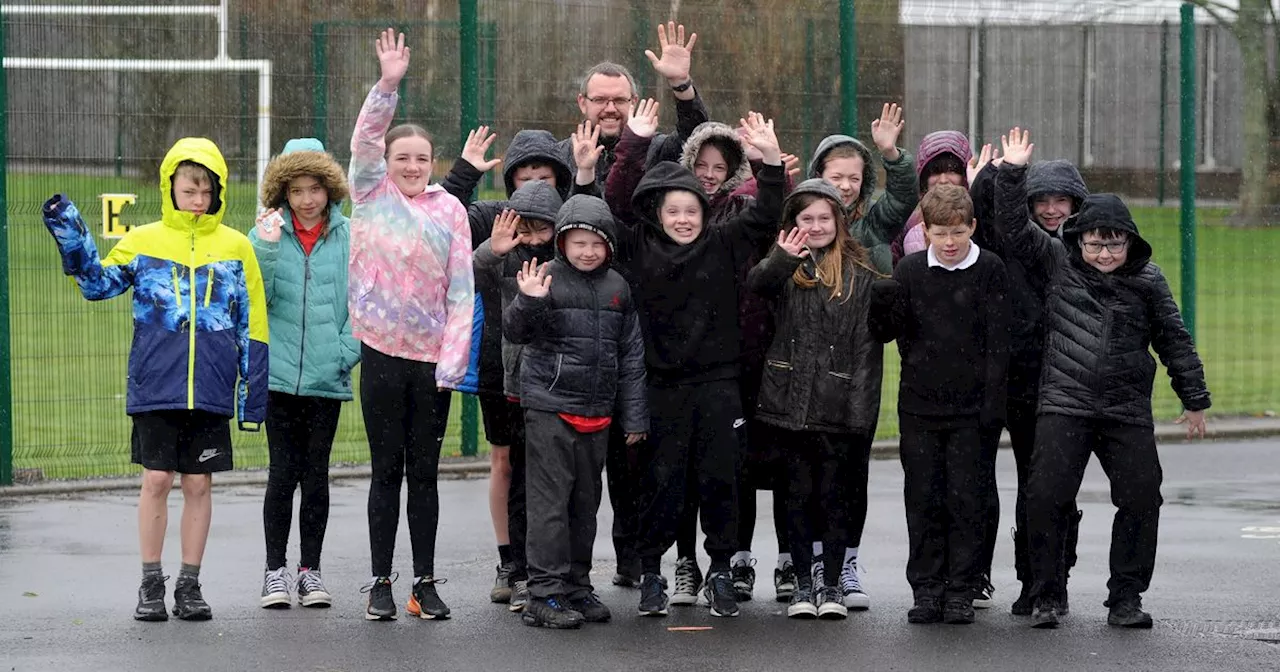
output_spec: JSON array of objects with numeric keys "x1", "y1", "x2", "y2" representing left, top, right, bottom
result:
[{"x1": 995, "y1": 129, "x2": 1210, "y2": 631}]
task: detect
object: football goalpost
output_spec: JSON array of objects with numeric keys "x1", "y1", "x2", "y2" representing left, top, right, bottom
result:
[{"x1": 1, "y1": 0, "x2": 274, "y2": 188}]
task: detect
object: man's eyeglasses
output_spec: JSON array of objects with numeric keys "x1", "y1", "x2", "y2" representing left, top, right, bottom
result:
[
  {"x1": 1080, "y1": 240, "x2": 1129, "y2": 254},
  {"x1": 584, "y1": 96, "x2": 634, "y2": 108}
]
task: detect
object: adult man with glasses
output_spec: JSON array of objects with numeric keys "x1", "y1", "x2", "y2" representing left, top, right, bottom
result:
[{"x1": 558, "y1": 21, "x2": 709, "y2": 190}]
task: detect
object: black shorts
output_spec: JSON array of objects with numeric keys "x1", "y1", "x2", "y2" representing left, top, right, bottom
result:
[
  {"x1": 131, "y1": 410, "x2": 234, "y2": 474},
  {"x1": 479, "y1": 393, "x2": 522, "y2": 447}
]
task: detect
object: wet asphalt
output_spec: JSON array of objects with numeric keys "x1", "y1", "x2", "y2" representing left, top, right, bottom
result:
[{"x1": 2, "y1": 439, "x2": 1279, "y2": 671}]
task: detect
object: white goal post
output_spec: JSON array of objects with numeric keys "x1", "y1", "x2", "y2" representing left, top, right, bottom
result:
[{"x1": 1, "y1": 1, "x2": 274, "y2": 189}]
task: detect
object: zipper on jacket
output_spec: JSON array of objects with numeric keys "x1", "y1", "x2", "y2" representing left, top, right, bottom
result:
[
  {"x1": 187, "y1": 231, "x2": 197, "y2": 410},
  {"x1": 548, "y1": 353, "x2": 564, "y2": 391},
  {"x1": 203, "y1": 267, "x2": 214, "y2": 307},
  {"x1": 827, "y1": 344, "x2": 853, "y2": 379},
  {"x1": 766, "y1": 360, "x2": 793, "y2": 370},
  {"x1": 295, "y1": 255, "x2": 311, "y2": 395},
  {"x1": 171, "y1": 266, "x2": 181, "y2": 301}
]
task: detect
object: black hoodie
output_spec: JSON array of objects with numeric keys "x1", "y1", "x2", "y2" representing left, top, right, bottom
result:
[
  {"x1": 605, "y1": 152, "x2": 781, "y2": 386},
  {"x1": 996, "y1": 164, "x2": 1210, "y2": 426},
  {"x1": 503, "y1": 195, "x2": 648, "y2": 433}
]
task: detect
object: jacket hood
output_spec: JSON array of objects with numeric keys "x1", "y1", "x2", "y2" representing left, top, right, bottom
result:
[
  {"x1": 260, "y1": 137, "x2": 350, "y2": 212},
  {"x1": 785, "y1": 178, "x2": 846, "y2": 216},
  {"x1": 161, "y1": 137, "x2": 229, "y2": 235},
  {"x1": 807, "y1": 134, "x2": 877, "y2": 207},
  {"x1": 555, "y1": 195, "x2": 618, "y2": 270},
  {"x1": 915, "y1": 130, "x2": 972, "y2": 193},
  {"x1": 679, "y1": 122, "x2": 753, "y2": 197},
  {"x1": 509, "y1": 179, "x2": 564, "y2": 225},
  {"x1": 631, "y1": 161, "x2": 712, "y2": 240},
  {"x1": 503, "y1": 130, "x2": 573, "y2": 199},
  {"x1": 1062, "y1": 193, "x2": 1152, "y2": 273},
  {"x1": 1026, "y1": 160, "x2": 1089, "y2": 205}
]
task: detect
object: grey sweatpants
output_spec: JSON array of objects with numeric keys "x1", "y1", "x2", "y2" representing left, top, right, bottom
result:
[{"x1": 524, "y1": 409, "x2": 609, "y2": 600}]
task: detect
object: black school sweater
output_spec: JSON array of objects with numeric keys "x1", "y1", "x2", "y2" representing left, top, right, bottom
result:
[{"x1": 871, "y1": 247, "x2": 1011, "y2": 428}]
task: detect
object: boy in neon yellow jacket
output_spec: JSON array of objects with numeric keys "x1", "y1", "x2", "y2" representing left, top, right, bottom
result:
[{"x1": 42, "y1": 137, "x2": 268, "y2": 622}]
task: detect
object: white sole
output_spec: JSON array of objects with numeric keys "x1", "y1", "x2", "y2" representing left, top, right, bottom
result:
[
  {"x1": 637, "y1": 608, "x2": 668, "y2": 617},
  {"x1": 260, "y1": 592, "x2": 290, "y2": 609},
  {"x1": 973, "y1": 599, "x2": 993, "y2": 610},
  {"x1": 818, "y1": 604, "x2": 849, "y2": 619},
  {"x1": 299, "y1": 592, "x2": 332, "y2": 608},
  {"x1": 843, "y1": 593, "x2": 871, "y2": 610},
  {"x1": 364, "y1": 612, "x2": 397, "y2": 621},
  {"x1": 787, "y1": 604, "x2": 818, "y2": 618},
  {"x1": 669, "y1": 593, "x2": 699, "y2": 606}
]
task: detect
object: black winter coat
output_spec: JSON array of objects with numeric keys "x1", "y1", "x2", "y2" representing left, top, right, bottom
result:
[
  {"x1": 995, "y1": 164, "x2": 1210, "y2": 426},
  {"x1": 503, "y1": 195, "x2": 648, "y2": 433},
  {"x1": 748, "y1": 244, "x2": 884, "y2": 435}
]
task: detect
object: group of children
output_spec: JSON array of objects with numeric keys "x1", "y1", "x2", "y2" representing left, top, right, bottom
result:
[{"x1": 41, "y1": 25, "x2": 1210, "y2": 631}]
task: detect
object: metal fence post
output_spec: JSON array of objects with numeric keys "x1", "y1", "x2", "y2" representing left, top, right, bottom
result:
[
  {"x1": 0, "y1": 16, "x2": 13, "y2": 486},
  {"x1": 1179, "y1": 2, "x2": 1197, "y2": 339},
  {"x1": 458, "y1": 1, "x2": 481, "y2": 458},
  {"x1": 1158, "y1": 20, "x2": 1169, "y2": 206},
  {"x1": 839, "y1": 0, "x2": 858, "y2": 136}
]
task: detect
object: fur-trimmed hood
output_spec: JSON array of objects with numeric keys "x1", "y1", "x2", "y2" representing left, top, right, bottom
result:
[
  {"x1": 679, "y1": 122, "x2": 752, "y2": 197},
  {"x1": 260, "y1": 138, "x2": 349, "y2": 210}
]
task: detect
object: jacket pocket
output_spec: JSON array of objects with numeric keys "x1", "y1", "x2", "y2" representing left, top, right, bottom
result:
[
  {"x1": 813, "y1": 370, "x2": 855, "y2": 428},
  {"x1": 757, "y1": 359, "x2": 794, "y2": 417}
]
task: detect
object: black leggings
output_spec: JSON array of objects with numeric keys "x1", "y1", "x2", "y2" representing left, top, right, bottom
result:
[
  {"x1": 361, "y1": 344, "x2": 452, "y2": 578},
  {"x1": 783, "y1": 430, "x2": 870, "y2": 586},
  {"x1": 263, "y1": 392, "x2": 342, "y2": 570}
]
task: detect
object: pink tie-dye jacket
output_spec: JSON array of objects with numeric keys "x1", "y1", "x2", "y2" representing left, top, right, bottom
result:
[{"x1": 347, "y1": 86, "x2": 474, "y2": 389}]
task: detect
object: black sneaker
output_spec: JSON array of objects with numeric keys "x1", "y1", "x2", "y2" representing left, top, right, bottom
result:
[
  {"x1": 787, "y1": 580, "x2": 818, "y2": 618},
  {"x1": 134, "y1": 574, "x2": 168, "y2": 622},
  {"x1": 731, "y1": 559, "x2": 756, "y2": 602},
  {"x1": 296, "y1": 568, "x2": 332, "y2": 608},
  {"x1": 171, "y1": 578, "x2": 212, "y2": 621},
  {"x1": 774, "y1": 561, "x2": 797, "y2": 602},
  {"x1": 407, "y1": 576, "x2": 450, "y2": 620},
  {"x1": 1011, "y1": 582, "x2": 1034, "y2": 616},
  {"x1": 702, "y1": 570, "x2": 739, "y2": 617},
  {"x1": 972, "y1": 575, "x2": 995, "y2": 610},
  {"x1": 943, "y1": 597, "x2": 975, "y2": 625},
  {"x1": 638, "y1": 573, "x2": 668, "y2": 617},
  {"x1": 907, "y1": 597, "x2": 942, "y2": 624},
  {"x1": 569, "y1": 592, "x2": 612, "y2": 623},
  {"x1": 490, "y1": 563, "x2": 514, "y2": 603},
  {"x1": 1031, "y1": 597, "x2": 1060, "y2": 629},
  {"x1": 670, "y1": 557, "x2": 702, "y2": 606},
  {"x1": 1106, "y1": 596, "x2": 1153, "y2": 629},
  {"x1": 817, "y1": 585, "x2": 848, "y2": 620},
  {"x1": 509, "y1": 579, "x2": 530, "y2": 613},
  {"x1": 362, "y1": 575, "x2": 397, "y2": 621},
  {"x1": 522, "y1": 596, "x2": 585, "y2": 629}
]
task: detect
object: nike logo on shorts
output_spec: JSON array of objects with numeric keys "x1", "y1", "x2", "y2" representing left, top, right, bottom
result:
[{"x1": 197, "y1": 449, "x2": 220, "y2": 463}]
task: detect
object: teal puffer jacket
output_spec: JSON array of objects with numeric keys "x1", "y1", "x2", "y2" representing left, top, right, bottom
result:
[{"x1": 250, "y1": 205, "x2": 360, "y2": 399}]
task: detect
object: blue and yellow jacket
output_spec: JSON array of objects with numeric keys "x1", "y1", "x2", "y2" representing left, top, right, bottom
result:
[{"x1": 42, "y1": 138, "x2": 270, "y2": 429}]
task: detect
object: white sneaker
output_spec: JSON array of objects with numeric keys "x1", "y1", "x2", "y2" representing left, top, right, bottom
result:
[
  {"x1": 296, "y1": 568, "x2": 332, "y2": 608},
  {"x1": 260, "y1": 567, "x2": 291, "y2": 609},
  {"x1": 840, "y1": 559, "x2": 870, "y2": 610},
  {"x1": 670, "y1": 557, "x2": 702, "y2": 606}
]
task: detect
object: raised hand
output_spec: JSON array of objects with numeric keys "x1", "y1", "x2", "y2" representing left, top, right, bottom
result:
[
  {"x1": 782, "y1": 153, "x2": 802, "y2": 178},
  {"x1": 254, "y1": 207, "x2": 283, "y2": 243},
  {"x1": 375, "y1": 28, "x2": 410, "y2": 93},
  {"x1": 1000, "y1": 127, "x2": 1034, "y2": 166},
  {"x1": 777, "y1": 227, "x2": 810, "y2": 258},
  {"x1": 516, "y1": 258, "x2": 552, "y2": 298},
  {"x1": 461, "y1": 126, "x2": 501, "y2": 172},
  {"x1": 967, "y1": 143, "x2": 994, "y2": 184},
  {"x1": 739, "y1": 111, "x2": 781, "y2": 165},
  {"x1": 572, "y1": 120, "x2": 604, "y2": 171},
  {"x1": 1175, "y1": 409, "x2": 1207, "y2": 440},
  {"x1": 644, "y1": 21, "x2": 697, "y2": 84},
  {"x1": 490, "y1": 209, "x2": 522, "y2": 256},
  {"x1": 627, "y1": 98, "x2": 661, "y2": 139},
  {"x1": 870, "y1": 102, "x2": 905, "y2": 161}
]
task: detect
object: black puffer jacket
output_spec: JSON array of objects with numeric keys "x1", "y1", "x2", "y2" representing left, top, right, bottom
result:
[
  {"x1": 503, "y1": 195, "x2": 648, "y2": 433},
  {"x1": 996, "y1": 164, "x2": 1210, "y2": 425},
  {"x1": 747, "y1": 180, "x2": 884, "y2": 435}
]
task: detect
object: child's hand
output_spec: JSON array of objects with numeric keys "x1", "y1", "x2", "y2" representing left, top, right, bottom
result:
[
  {"x1": 516, "y1": 258, "x2": 552, "y2": 298},
  {"x1": 967, "y1": 143, "x2": 995, "y2": 184},
  {"x1": 738, "y1": 126, "x2": 764, "y2": 162},
  {"x1": 572, "y1": 120, "x2": 604, "y2": 172},
  {"x1": 739, "y1": 112, "x2": 781, "y2": 165},
  {"x1": 1175, "y1": 409, "x2": 1207, "y2": 440},
  {"x1": 627, "y1": 98, "x2": 661, "y2": 139},
  {"x1": 1001, "y1": 127, "x2": 1034, "y2": 166},
  {"x1": 375, "y1": 28, "x2": 410, "y2": 93},
  {"x1": 871, "y1": 102, "x2": 905, "y2": 161},
  {"x1": 254, "y1": 208, "x2": 283, "y2": 243},
  {"x1": 490, "y1": 209, "x2": 522, "y2": 256},
  {"x1": 625, "y1": 432, "x2": 647, "y2": 446},
  {"x1": 462, "y1": 126, "x2": 501, "y2": 173},
  {"x1": 782, "y1": 153, "x2": 802, "y2": 178},
  {"x1": 777, "y1": 227, "x2": 810, "y2": 258},
  {"x1": 644, "y1": 21, "x2": 697, "y2": 85}
]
